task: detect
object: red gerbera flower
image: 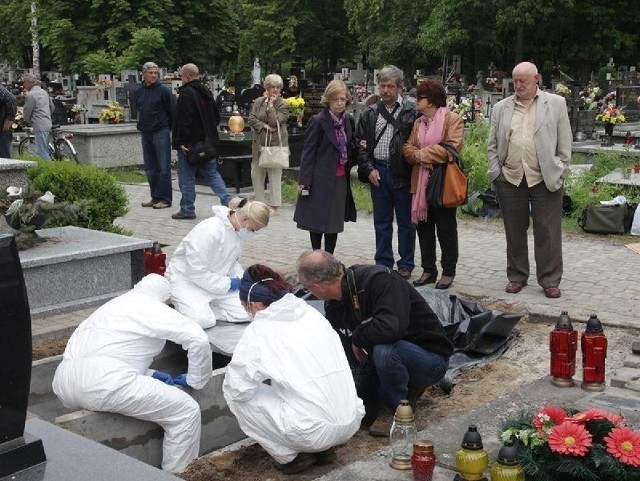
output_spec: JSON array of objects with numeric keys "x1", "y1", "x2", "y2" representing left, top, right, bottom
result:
[
  {"x1": 533, "y1": 406, "x2": 567, "y2": 431},
  {"x1": 604, "y1": 426, "x2": 640, "y2": 467},
  {"x1": 572, "y1": 408, "x2": 624, "y2": 426},
  {"x1": 548, "y1": 421, "x2": 592, "y2": 456}
]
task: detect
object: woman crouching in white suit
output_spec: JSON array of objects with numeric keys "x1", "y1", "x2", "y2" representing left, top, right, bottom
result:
[
  {"x1": 223, "y1": 264, "x2": 364, "y2": 475},
  {"x1": 165, "y1": 199, "x2": 270, "y2": 328}
]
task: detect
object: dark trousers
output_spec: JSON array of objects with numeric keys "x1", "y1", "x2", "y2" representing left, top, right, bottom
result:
[
  {"x1": 141, "y1": 128, "x2": 173, "y2": 204},
  {"x1": 416, "y1": 206, "x2": 458, "y2": 277},
  {"x1": 0, "y1": 131, "x2": 12, "y2": 159},
  {"x1": 494, "y1": 175, "x2": 563, "y2": 287}
]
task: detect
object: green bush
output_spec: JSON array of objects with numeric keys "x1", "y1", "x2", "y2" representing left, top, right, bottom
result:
[
  {"x1": 462, "y1": 119, "x2": 491, "y2": 194},
  {"x1": 28, "y1": 162, "x2": 129, "y2": 234}
]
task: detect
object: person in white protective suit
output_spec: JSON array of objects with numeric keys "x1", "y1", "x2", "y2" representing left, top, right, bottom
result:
[
  {"x1": 52, "y1": 274, "x2": 212, "y2": 474},
  {"x1": 165, "y1": 199, "x2": 271, "y2": 328},
  {"x1": 223, "y1": 264, "x2": 365, "y2": 475}
]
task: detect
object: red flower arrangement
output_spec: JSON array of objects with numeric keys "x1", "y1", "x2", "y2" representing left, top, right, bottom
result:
[{"x1": 501, "y1": 405, "x2": 640, "y2": 480}]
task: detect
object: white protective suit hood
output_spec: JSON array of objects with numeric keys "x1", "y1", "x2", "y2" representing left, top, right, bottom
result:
[{"x1": 134, "y1": 273, "x2": 171, "y2": 303}]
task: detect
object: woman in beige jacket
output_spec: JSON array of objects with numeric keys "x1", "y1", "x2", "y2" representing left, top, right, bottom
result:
[{"x1": 248, "y1": 74, "x2": 290, "y2": 213}]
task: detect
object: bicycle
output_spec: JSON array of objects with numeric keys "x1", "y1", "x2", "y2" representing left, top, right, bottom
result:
[{"x1": 18, "y1": 125, "x2": 79, "y2": 164}]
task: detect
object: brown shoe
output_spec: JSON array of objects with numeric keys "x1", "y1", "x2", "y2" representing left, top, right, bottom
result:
[
  {"x1": 395, "y1": 268, "x2": 412, "y2": 280},
  {"x1": 141, "y1": 199, "x2": 157, "y2": 207},
  {"x1": 368, "y1": 408, "x2": 393, "y2": 437},
  {"x1": 152, "y1": 201, "x2": 171, "y2": 209},
  {"x1": 505, "y1": 281, "x2": 527, "y2": 294},
  {"x1": 544, "y1": 286, "x2": 562, "y2": 298}
]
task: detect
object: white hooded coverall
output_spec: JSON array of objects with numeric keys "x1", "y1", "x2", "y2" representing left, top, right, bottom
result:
[
  {"x1": 223, "y1": 293, "x2": 365, "y2": 463},
  {"x1": 52, "y1": 274, "x2": 212, "y2": 473},
  {"x1": 165, "y1": 206, "x2": 250, "y2": 328}
]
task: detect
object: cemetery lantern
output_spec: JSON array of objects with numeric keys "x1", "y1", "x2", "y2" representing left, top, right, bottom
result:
[
  {"x1": 581, "y1": 314, "x2": 607, "y2": 392},
  {"x1": 389, "y1": 400, "x2": 417, "y2": 470},
  {"x1": 549, "y1": 310, "x2": 577, "y2": 387},
  {"x1": 454, "y1": 425, "x2": 488, "y2": 481},
  {"x1": 490, "y1": 440, "x2": 524, "y2": 481},
  {"x1": 228, "y1": 110, "x2": 245, "y2": 136},
  {"x1": 143, "y1": 241, "x2": 166, "y2": 276}
]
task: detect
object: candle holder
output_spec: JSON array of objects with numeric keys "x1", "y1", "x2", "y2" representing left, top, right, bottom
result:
[
  {"x1": 453, "y1": 425, "x2": 488, "y2": 481},
  {"x1": 389, "y1": 400, "x2": 417, "y2": 470}
]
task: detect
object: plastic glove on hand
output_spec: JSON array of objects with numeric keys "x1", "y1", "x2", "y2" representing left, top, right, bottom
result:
[
  {"x1": 152, "y1": 371, "x2": 175, "y2": 385},
  {"x1": 173, "y1": 373, "x2": 190, "y2": 388},
  {"x1": 229, "y1": 277, "x2": 241, "y2": 291}
]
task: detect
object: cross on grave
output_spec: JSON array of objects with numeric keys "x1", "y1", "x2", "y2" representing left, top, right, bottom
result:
[{"x1": 123, "y1": 75, "x2": 139, "y2": 120}]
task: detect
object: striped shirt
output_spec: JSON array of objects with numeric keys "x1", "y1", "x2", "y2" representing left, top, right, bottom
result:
[
  {"x1": 0, "y1": 85, "x2": 17, "y2": 122},
  {"x1": 373, "y1": 97, "x2": 403, "y2": 162}
]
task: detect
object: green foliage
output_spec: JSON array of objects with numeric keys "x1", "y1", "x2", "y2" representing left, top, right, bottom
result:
[
  {"x1": 83, "y1": 50, "x2": 118, "y2": 76},
  {"x1": 117, "y1": 28, "x2": 167, "y2": 71},
  {"x1": 565, "y1": 151, "x2": 640, "y2": 224},
  {"x1": 461, "y1": 120, "x2": 491, "y2": 194},
  {"x1": 282, "y1": 179, "x2": 373, "y2": 213},
  {"x1": 28, "y1": 162, "x2": 129, "y2": 234}
]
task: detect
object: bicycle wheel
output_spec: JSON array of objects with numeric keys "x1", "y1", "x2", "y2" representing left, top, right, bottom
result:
[
  {"x1": 54, "y1": 138, "x2": 79, "y2": 164},
  {"x1": 18, "y1": 136, "x2": 38, "y2": 157}
]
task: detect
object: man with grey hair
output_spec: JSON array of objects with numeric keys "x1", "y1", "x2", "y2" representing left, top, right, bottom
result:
[
  {"x1": 488, "y1": 61, "x2": 571, "y2": 299},
  {"x1": 356, "y1": 65, "x2": 417, "y2": 280},
  {"x1": 22, "y1": 73, "x2": 53, "y2": 160},
  {"x1": 0, "y1": 83, "x2": 17, "y2": 159},
  {"x1": 135, "y1": 61, "x2": 176, "y2": 209}
]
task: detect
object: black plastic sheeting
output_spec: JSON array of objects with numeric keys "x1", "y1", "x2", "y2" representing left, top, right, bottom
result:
[
  {"x1": 299, "y1": 286, "x2": 523, "y2": 392},
  {"x1": 413, "y1": 286, "x2": 523, "y2": 392}
]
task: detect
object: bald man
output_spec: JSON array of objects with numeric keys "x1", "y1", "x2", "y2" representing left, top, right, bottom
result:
[
  {"x1": 171, "y1": 63, "x2": 234, "y2": 219},
  {"x1": 488, "y1": 61, "x2": 572, "y2": 299}
]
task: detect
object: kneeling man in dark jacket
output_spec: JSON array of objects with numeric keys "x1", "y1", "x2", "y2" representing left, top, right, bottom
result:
[{"x1": 296, "y1": 250, "x2": 453, "y2": 437}]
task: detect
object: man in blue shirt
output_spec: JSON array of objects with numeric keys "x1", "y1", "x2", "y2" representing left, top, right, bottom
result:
[{"x1": 135, "y1": 61, "x2": 176, "y2": 209}]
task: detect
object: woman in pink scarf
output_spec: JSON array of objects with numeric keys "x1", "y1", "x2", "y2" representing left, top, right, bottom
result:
[{"x1": 403, "y1": 79, "x2": 464, "y2": 289}]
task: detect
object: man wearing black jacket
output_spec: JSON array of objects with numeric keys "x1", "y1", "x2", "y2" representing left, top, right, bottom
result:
[
  {"x1": 171, "y1": 63, "x2": 234, "y2": 219},
  {"x1": 296, "y1": 250, "x2": 452, "y2": 437}
]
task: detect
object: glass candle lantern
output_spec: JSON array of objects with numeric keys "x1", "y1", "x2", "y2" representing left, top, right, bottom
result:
[
  {"x1": 490, "y1": 440, "x2": 525, "y2": 481},
  {"x1": 227, "y1": 110, "x2": 245, "y2": 136},
  {"x1": 389, "y1": 400, "x2": 417, "y2": 470}
]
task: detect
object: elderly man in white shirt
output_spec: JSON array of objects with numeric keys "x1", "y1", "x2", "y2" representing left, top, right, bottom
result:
[{"x1": 22, "y1": 73, "x2": 53, "y2": 160}]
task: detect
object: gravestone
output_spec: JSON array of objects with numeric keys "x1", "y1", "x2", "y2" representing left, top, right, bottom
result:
[
  {"x1": 616, "y1": 85, "x2": 640, "y2": 122},
  {"x1": 123, "y1": 75, "x2": 139, "y2": 120},
  {"x1": 0, "y1": 234, "x2": 46, "y2": 477},
  {"x1": 301, "y1": 86, "x2": 325, "y2": 121}
]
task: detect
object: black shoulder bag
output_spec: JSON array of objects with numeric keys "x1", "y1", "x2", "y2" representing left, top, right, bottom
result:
[{"x1": 187, "y1": 98, "x2": 218, "y2": 165}]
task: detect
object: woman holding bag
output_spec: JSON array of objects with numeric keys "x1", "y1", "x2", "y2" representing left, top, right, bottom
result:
[
  {"x1": 293, "y1": 79, "x2": 357, "y2": 254},
  {"x1": 403, "y1": 79, "x2": 464, "y2": 289},
  {"x1": 248, "y1": 74, "x2": 290, "y2": 214}
]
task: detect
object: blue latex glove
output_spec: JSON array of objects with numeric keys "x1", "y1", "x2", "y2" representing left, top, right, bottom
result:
[
  {"x1": 173, "y1": 373, "x2": 190, "y2": 388},
  {"x1": 152, "y1": 371, "x2": 175, "y2": 385},
  {"x1": 230, "y1": 277, "x2": 241, "y2": 291}
]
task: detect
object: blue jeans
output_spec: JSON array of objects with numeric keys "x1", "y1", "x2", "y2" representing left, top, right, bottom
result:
[
  {"x1": 370, "y1": 163, "x2": 416, "y2": 271},
  {"x1": 141, "y1": 128, "x2": 173, "y2": 204},
  {"x1": 35, "y1": 131, "x2": 51, "y2": 160},
  {"x1": 371, "y1": 340, "x2": 449, "y2": 411},
  {"x1": 176, "y1": 150, "x2": 232, "y2": 216}
]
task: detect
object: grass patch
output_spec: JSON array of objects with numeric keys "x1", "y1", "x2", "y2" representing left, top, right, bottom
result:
[
  {"x1": 282, "y1": 178, "x2": 373, "y2": 213},
  {"x1": 108, "y1": 167, "x2": 147, "y2": 184}
]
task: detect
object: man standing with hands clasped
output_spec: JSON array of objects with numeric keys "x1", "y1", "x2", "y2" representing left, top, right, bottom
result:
[
  {"x1": 356, "y1": 65, "x2": 417, "y2": 280},
  {"x1": 488, "y1": 61, "x2": 572, "y2": 299},
  {"x1": 135, "y1": 61, "x2": 176, "y2": 210},
  {"x1": 22, "y1": 73, "x2": 53, "y2": 160}
]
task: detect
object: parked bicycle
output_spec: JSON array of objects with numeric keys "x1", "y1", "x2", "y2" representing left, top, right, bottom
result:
[{"x1": 18, "y1": 125, "x2": 79, "y2": 163}]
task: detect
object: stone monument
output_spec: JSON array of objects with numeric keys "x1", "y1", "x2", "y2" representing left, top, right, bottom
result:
[
  {"x1": 252, "y1": 58, "x2": 261, "y2": 87},
  {"x1": 0, "y1": 234, "x2": 47, "y2": 477}
]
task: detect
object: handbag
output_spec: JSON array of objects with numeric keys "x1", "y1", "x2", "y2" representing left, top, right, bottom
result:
[
  {"x1": 186, "y1": 140, "x2": 217, "y2": 165},
  {"x1": 426, "y1": 142, "x2": 468, "y2": 208},
  {"x1": 578, "y1": 203, "x2": 633, "y2": 234},
  {"x1": 258, "y1": 120, "x2": 289, "y2": 169}
]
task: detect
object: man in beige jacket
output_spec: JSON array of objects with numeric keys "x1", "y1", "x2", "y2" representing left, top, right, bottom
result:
[{"x1": 488, "y1": 61, "x2": 572, "y2": 299}]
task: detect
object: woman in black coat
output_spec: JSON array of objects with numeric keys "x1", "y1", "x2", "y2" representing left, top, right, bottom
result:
[{"x1": 293, "y1": 79, "x2": 357, "y2": 254}]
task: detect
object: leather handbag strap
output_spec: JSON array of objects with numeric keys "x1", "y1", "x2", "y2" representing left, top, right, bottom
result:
[
  {"x1": 438, "y1": 141, "x2": 464, "y2": 170},
  {"x1": 263, "y1": 115, "x2": 283, "y2": 148}
]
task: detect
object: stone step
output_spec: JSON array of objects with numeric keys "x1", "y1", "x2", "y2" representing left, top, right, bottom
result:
[
  {"x1": 623, "y1": 354, "x2": 640, "y2": 369},
  {"x1": 632, "y1": 340, "x2": 640, "y2": 354},
  {"x1": 610, "y1": 367, "x2": 640, "y2": 392}
]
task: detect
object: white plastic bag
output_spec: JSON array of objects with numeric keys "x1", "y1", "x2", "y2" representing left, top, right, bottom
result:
[{"x1": 631, "y1": 205, "x2": 640, "y2": 236}]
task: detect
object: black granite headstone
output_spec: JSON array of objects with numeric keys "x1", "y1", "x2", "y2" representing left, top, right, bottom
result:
[
  {"x1": 0, "y1": 235, "x2": 46, "y2": 477},
  {"x1": 124, "y1": 75, "x2": 139, "y2": 120}
]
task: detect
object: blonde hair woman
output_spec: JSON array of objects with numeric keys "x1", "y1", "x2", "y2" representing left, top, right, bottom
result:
[
  {"x1": 248, "y1": 74, "x2": 290, "y2": 214},
  {"x1": 165, "y1": 199, "x2": 271, "y2": 328}
]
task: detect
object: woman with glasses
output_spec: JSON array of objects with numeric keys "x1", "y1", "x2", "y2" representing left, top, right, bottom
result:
[
  {"x1": 248, "y1": 74, "x2": 290, "y2": 214},
  {"x1": 403, "y1": 79, "x2": 464, "y2": 289},
  {"x1": 165, "y1": 199, "x2": 270, "y2": 328},
  {"x1": 223, "y1": 264, "x2": 364, "y2": 475},
  {"x1": 293, "y1": 79, "x2": 357, "y2": 254}
]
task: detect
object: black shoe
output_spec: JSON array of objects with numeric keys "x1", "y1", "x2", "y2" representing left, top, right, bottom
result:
[
  {"x1": 314, "y1": 447, "x2": 337, "y2": 466},
  {"x1": 407, "y1": 385, "x2": 426, "y2": 411},
  {"x1": 395, "y1": 268, "x2": 412, "y2": 280},
  {"x1": 171, "y1": 211, "x2": 196, "y2": 220},
  {"x1": 413, "y1": 271, "x2": 437, "y2": 286},
  {"x1": 272, "y1": 453, "x2": 317, "y2": 475},
  {"x1": 435, "y1": 275, "x2": 454, "y2": 289}
]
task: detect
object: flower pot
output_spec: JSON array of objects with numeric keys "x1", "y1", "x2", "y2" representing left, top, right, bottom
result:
[{"x1": 604, "y1": 123, "x2": 614, "y2": 137}]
